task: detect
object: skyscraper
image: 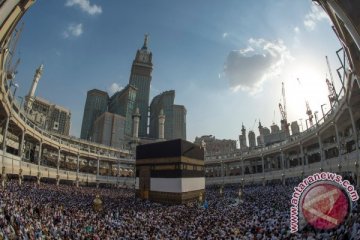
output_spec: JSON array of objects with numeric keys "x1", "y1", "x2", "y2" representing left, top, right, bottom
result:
[
  {"x1": 172, "y1": 105, "x2": 186, "y2": 140},
  {"x1": 248, "y1": 131, "x2": 256, "y2": 149},
  {"x1": 239, "y1": 123, "x2": 247, "y2": 150},
  {"x1": 128, "y1": 35, "x2": 153, "y2": 137},
  {"x1": 80, "y1": 89, "x2": 108, "y2": 140},
  {"x1": 108, "y1": 84, "x2": 137, "y2": 137},
  {"x1": 149, "y1": 90, "x2": 175, "y2": 139},
  {"x1": 92, "y1": 112, "x2": 125, "y2": 148},
  {"x1": 149, "y1": 91, "x2": 186, "y2": 140}
]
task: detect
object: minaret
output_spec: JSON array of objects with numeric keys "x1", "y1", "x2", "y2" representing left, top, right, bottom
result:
[
  {"x1": 158, "y1": 109, "x2": 165, "y2": 140},
  {"x1": 132, "y1": 108, "x2": 141, "y2": 139},
  {"x1": 26, "y1": 64, "x2": 43, "y2": 110}
]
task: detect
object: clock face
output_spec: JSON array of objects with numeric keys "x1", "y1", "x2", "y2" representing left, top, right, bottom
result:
[{"x1": 140, "y1": 54, "x2": 148, "y2": 62}]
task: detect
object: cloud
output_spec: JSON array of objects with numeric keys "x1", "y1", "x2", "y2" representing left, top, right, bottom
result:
[
  {"x1": 108, "y1": 83, "x2": 123, "y2": 95},
  {"x1": 304, "y1": 4, "x2": 330, "y2": 31},
  {"x1": 63, "y1": 23, "x2": 83, "y2": 38},
  {"x1": 294, "y1": 27, "x2": 300, "y2": 34},
  {"x1": 222, "y1": 32, "x2": 229, "y2": 39},
  {"x1": 65, "y1": 0, "x2": 102, "y2": 15},
  {"x1": 222, "y1": 38, "x2": 292, "y2": 94}
]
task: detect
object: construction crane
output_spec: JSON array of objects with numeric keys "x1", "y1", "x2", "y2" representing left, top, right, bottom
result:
[
  {"x1": 278, "y1": 82, "x2": 290, "y2": 136},
  {"x1": 6, "y1": 58, "x2": 20, "y2": 80},
  {"x1": 305, "y1": 100, "x2": 314, "y2": 127},
  {"x1": 325, "y1": 56, "x2": 338, "y2": 107},
  {"x1": 5, "y1": 23, "x2": 24, "y2": 81},
  {"x1": 297, "y1": 78, "x2": 314, "y2": 127},
  {"x1": 251, "y1": 118, "x2": 258, "y2": 131}
]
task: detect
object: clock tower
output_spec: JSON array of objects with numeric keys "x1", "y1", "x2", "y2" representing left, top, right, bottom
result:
[{"x1": 129, "y1": 34, "x2": 153, "y2": 137}]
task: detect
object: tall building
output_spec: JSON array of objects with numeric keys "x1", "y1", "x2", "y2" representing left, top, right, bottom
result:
[
  {"x1": 239, "y1": 124, "x2": 247, "y2": 150},
  {"x1": 149, "y1": 90, "x2": 186, "y2": 140},
  {"x1": 149, "y1": 90, "x2": 174, "y2": 139},
  {"x1": 30, "y1": 96, "x2": 71, "y2": 135},
  {"x1": 270, "y1": 124, "x2": 280, "y2": 133},
  {"x1": 128, "y1": 35, "x2": 153, "y2": 137},
  {"x1": 108, "y1": 84, "x2": 137, "y2": 137},
  {"x1": 92, "y1": 112, "x2": 125, "y2": 148},
  {"x1": 263, "y1": 127, "x2": 271, "y2": 135},
  {"x1": 172, "y1": 105, "x2": 186, "y2": 140},
  {"x1": 257, "y1": 121, "x2": 264, "y2": 147},
  {"x1": 80, "y1": 89, "x2": 108, "y2": 140},
  {"x1": 291, "y1": 121, "x2": 300, "y2": 135},
  {"x1": 248, "y1": 131, "x2": 256, "y2": 148},
  {"x1": 194, "y1": 135, "x2": 236, "y2": 155}
]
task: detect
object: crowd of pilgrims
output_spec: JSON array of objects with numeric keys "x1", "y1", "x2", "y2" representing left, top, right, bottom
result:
[{"x1": 0, "y1": 177, "x2": 359, "y2": 240}]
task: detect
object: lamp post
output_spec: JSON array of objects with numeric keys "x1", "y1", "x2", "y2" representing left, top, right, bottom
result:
[
  {"x1": 219, "y1": 185, "x2": 223, "y2": 196},
  {"x1": 299, "y1": 119, "x2": 304, "y2": 132},
  {"x1": 198, "y1": 192, "x2": 203, "y2": 205},
  {"x1": 321, "y1": 104, "x2": 326, "y2": 119},
  {"x1": 12, "y1": 83, "x2": 19, "y2": 98},
  {"x1": 238, "y1": 188, "x2": 242, "y2": 200},
  {"x1": 17, "y1": 96, "x2": 23, "y2": 110},
  {"x1": 314, "y1": 111, "x2": 319, "y2": 125}
]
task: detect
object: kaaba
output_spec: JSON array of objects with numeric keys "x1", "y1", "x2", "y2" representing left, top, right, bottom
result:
[{"x1": 135, "y1": 139, "x2": 205, "y2": 204}]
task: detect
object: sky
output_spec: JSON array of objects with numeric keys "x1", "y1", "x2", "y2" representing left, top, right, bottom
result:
[{"x1": 13, "y1": 0, "x2": 342, "y2": 143}]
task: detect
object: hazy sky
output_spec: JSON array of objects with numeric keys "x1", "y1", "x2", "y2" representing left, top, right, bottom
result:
[{"x1": 14, "y1": 0, "x2": 342, "y2": 142}]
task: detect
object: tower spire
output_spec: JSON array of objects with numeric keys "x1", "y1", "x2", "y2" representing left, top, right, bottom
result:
[{"x1": 142, "y1": 34, "x2": 149, "y2": 49}]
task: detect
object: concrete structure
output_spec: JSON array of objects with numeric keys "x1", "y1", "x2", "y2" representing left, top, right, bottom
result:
[
  {"x1": 25, "y1": 64, "x2": 43, "y2": 110},
  {"x1": 271, "y1": 124, "x2": 280, "y2": 133},
  {"x1": 129, "y1": 35, "x2": 153, "y2": 137},
  {"x1": 29, "y1": 96, "x2": 71, "y2": 136},
  {"x1": 194, "y1": 135, "x2": 236, "y2": 155},
  {"x1": 263, "y1": 130, "x2": 287, "y2": 146},
  {"x1": 291, "y1": 121, "x2": 300, "y2": 135},
  {"x1": 149, "y1": 90, "x2": 174, "y2": 139},
  {"x1": 257, "y1": 121, "x2": 265, "y2": 147},
  {"x1": 315, "y1": 0, "x2": 360, "y2": 77},
  {"x1": 0, "y1": 0, "x2": 35, "y2": 48},
  {"x1": 135, "y1": 139, "x2": 205, "y2": 204},
  {"x1": 149, "y1": 90, "x2": 186, "y2": 140},
  {"x1": 248, "y1": 131, "x2": 256, "y2": 148},
  {"x1": 239, "y1": 124, "x2": 247, "y2": 151},
  {"x1": 172, "y1": 105, "x2": 186, "y2": 140},
  {"x1": 0, "y1": 0, "x2": 134, "y2": 188},
  {"x1": 108, "y1": 84, "x2": 137, "y2": 137},
  {"x1": 92, "y1": 112, "x2": 125, "y2": 148},
  {"x1": 1, "y1": 0, "x2": 360, "y2": 190},
  {"x1": 263, "y1": 127, "x2": 271, "y2": 136},
  {"x1": 80, "y1": 89, "x2": 108, "y2": 141}
]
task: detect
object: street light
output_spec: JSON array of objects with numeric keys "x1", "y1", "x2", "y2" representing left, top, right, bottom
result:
[
  {"x1": 299, "y1": 119, "x2": 304, "y2": 132},
  {"x1": 219, "y1": 185, "x2": 223, "y2": 196},
  {"x1": 17, "y1": 96, "x2": 23, "y2": 110},
  {"x1": 314, "y1": 111, "x2": 319, "y2": 125},
  {"x1": 321, "y1": 104, "x2": 327, "y2": 119},
  {"x1": 238, "y1": 188, "x2": 242, "y2": 199},
  {"x1": 12, "y1": 83, "x2": 19, "y2": 98}
]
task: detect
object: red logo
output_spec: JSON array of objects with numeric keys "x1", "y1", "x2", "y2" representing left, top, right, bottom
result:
[{"x1": 301, "y1": 183, "x2": 349, "y2": 230}]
